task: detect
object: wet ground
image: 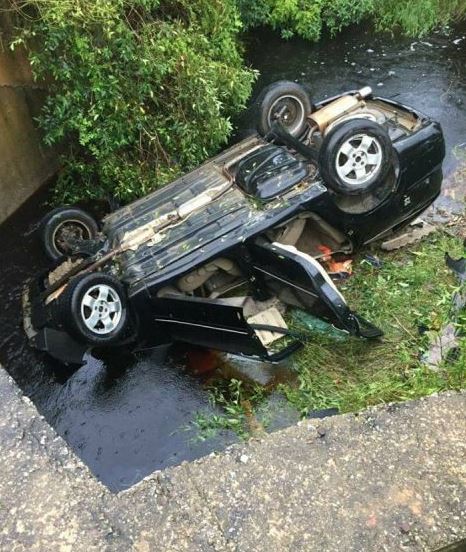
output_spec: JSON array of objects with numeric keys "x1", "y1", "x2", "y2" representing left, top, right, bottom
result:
[{"x1": 1, "y1": 22, "x2": 465, "y2": 492}]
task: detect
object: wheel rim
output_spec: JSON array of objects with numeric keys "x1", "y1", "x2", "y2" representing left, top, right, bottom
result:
[
  {"x1": 335, "y1": 133, "x2": 383, "y2": 186},
  {"x1": 52, "y1": 220, "x2": 92, "y2": 255},
  {"x1": 80, "y1": 284, "x2": 122, "y2": 335},
  {"x1": 267, "y1": 95, "x2": 306, "y2": 135}
]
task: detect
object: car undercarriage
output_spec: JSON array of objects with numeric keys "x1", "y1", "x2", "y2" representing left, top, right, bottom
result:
[{"x1": 24, "y1": 83, "x2": 445, "y2": 365}]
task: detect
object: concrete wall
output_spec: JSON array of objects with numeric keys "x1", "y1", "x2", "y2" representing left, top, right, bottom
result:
[{"x1": 0, "y1": 10, "x2": 57, "y2": 223}]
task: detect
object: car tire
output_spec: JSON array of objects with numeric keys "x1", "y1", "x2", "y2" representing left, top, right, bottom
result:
[
  {"x1": 40, "y1": 207, "x2": 99, "y2": 261},
  {"x1": 58, "y1": 273, "x2": 128, "y2": 346},
  {"x1": 255, "y1": 81, "x2": 313, "y2": 138},
  {"x1": 319, "y1": 119, "x2": 393, "y2": 196}
]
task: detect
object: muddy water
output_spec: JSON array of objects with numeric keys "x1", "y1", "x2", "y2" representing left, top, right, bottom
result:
[{"x1": 1, "y1": 23, "x2": 465, "y2": 492}]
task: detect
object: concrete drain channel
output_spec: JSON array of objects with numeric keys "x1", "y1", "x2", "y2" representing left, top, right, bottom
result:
[{"x1": 0, "y1": 188, "x2": 314, "y2": 491}]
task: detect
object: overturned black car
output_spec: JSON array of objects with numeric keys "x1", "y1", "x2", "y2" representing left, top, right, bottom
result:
[{"x1": 24, "y1": 82, "x2": 445, "y2": 365}]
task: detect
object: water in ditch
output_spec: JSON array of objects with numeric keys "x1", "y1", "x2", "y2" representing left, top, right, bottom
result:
[{"x1": 0, "y1": 22, "x2": 465, "y2": 492}]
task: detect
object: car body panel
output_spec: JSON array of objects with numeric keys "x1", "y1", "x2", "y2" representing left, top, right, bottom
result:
[
  {"x1": 144, "y1": 294, "x2": 268, "y2": 356},
  {"x1": 250, "y1": 240, "x2": 358, "y2": 332},
  {"x1": 103, "y1": 136, "x2": 327, "y2": 292},
  {"x1": 104, "y1": 120, "x2": 444, "y2": 297}
]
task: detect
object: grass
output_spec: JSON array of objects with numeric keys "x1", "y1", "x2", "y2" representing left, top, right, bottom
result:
[
  {"x1": 194, "y1": 228, "x2": 466, "y2": 439},
  {"x1": 193, "y1": 378, "x2": 267, "y2": 440},
  {"x1": 283, "y1": 230, "x2": 466, "y2": 414}
]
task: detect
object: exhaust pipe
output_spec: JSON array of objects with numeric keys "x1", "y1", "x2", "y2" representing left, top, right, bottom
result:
[{"x1": 308, "y1": 86, "x2": 373, "y2": 134}]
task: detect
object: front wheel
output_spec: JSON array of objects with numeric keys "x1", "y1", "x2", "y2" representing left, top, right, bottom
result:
[
  {"x1": 319, "y1": 119, "x2": 393, "y2": 196},
  {"x1": 40, "y1": 207, "x2": 99, "y2": 261},
  {"x1": 58, "y1": 273, "x2": 129, "y2": 346}
]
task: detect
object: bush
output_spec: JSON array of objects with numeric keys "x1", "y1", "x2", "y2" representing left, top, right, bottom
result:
[
  {"x1": 238, "y1": 0, "x2": 466, "y2": 40},
  {"x1": 10, "y1": 0, "x2": 256, "y2": 203},
  {"x1": 238, "y1": 0, "x2": 375, "y2": 41},
  {"x1": 375, "y1": 0, "x2": 466, "y2": 36}
]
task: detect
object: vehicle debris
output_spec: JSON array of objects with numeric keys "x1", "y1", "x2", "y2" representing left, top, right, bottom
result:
[
  {"x1": 247, "y1": 307, "x2": 288, "y2": 346},
  {"x1": 291, "y1": 309, "x2": 349, "y2": 341},
  {"x1": 217, "y1": 353, "x2": 296, "y2": 387},
  {"x1": 381, "y1": 220, "x2": 437, "y2": 251},
  {"x1": 446, "y1": 252, "x2": 466, "y2": 282},
  {"x1": 363, "y1": 254, "x2": 383, "y2": 268},
  {"x1": 422, "y1": 323, "x2": 460, "y2": 370},
  {"x1": 317, "y1": 245, "x2": 353, "y2": 276},
  {"x1": 422, "y1": 253, "x2": 466, "y2": 369}
]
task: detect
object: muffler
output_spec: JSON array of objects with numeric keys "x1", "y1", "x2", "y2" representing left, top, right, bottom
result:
[{"x1": 308, "y1": 86, "x2": 372, "y2": 134}]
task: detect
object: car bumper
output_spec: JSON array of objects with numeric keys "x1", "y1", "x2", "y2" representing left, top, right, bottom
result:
[{"x1": 22, "y1": 282, "x2": 88, "y2": 366}]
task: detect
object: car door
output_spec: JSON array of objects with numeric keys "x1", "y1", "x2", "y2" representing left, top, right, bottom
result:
[
  {"x1": 248, "y1": 240, "x2": 382, "y2": 339},
  {"x1": 148, "y1": 294, "x2": 269, "y2": 357}
]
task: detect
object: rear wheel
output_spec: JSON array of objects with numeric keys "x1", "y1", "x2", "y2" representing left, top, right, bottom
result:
[
  {"x1": 319, "y1": 119, "x2": 393, "y2": 196},
  {"x1": 58, "y1": 273, "x2": 128, "y2": 345},
  {"x1": 40, "y1": 207, "x2": 99, "y2": 261},
  {"x1": 255, "y1": 81, "x2": 313, "y2": 138}
]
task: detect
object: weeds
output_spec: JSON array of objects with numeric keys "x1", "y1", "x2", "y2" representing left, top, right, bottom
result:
[
  {"x1": 196, "y1": 230, "x2": 466, "y2": 439},
  {"x1": 194, "y1": 378, "x2": 266, "y2": 440},
  {"x1": 285, "y1": 230, "x2": 465, "y2": 414}
]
